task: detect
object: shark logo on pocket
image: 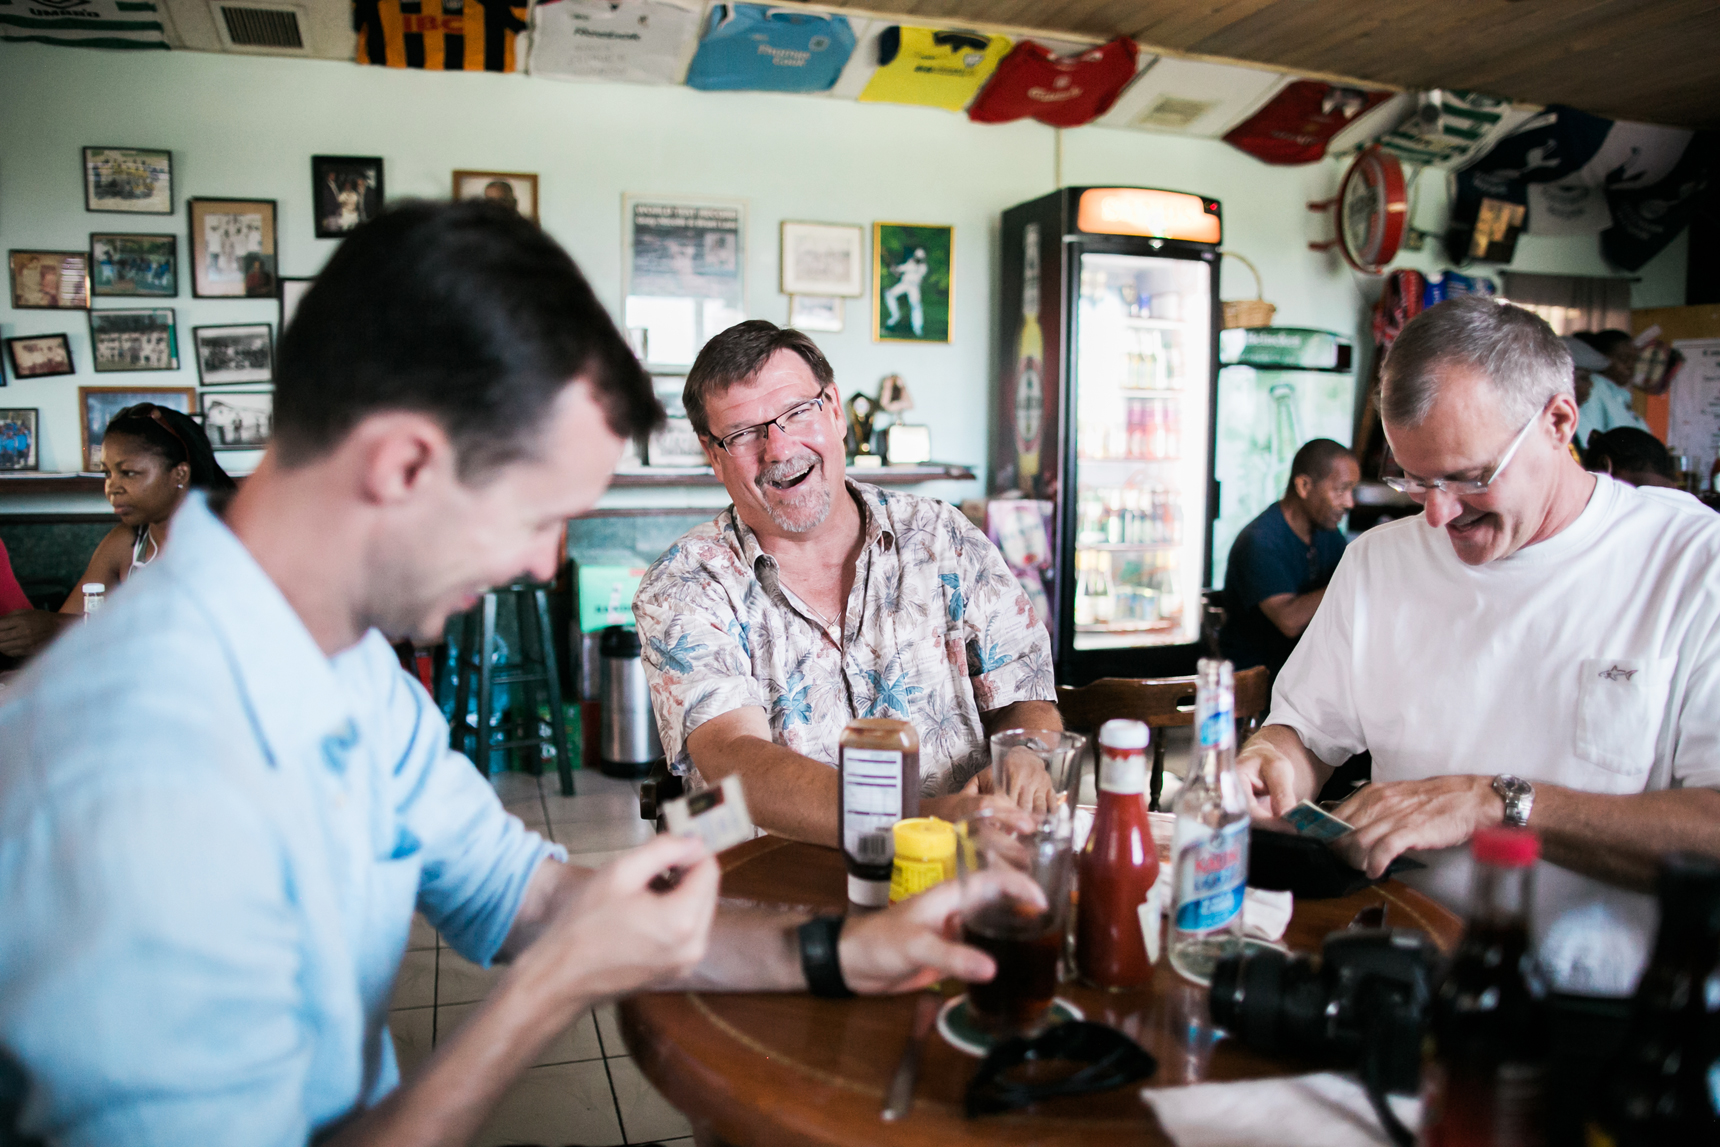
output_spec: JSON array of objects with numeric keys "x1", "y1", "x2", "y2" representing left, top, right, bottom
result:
[{"x1": 1600, "y1": 664, "x2": 1640, "y2": 682}]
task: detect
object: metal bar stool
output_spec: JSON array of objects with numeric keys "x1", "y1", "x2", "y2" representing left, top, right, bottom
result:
[{"x1": 448, "y1": 580, "x2": 576, "y2": 797}]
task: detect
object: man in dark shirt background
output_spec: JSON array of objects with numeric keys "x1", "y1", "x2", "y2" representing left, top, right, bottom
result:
[{"x1": 1220, "y1": 438, "x2": 1359, "y2": 675}]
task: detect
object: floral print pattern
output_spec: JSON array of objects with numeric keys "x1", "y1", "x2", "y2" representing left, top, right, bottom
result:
[{"x1": 633, "y1": 481, "x2": 1056, "y2": 796}]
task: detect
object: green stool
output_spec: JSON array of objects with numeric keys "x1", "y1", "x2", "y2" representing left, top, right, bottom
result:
[{"x1": 448, "y1": 580, "x2": 575, "y2": 796}]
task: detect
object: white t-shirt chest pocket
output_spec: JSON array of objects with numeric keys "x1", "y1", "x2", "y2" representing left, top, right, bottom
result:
[{"x1": 1574, "y1": 657, "x2": 1675, "y2": 776}]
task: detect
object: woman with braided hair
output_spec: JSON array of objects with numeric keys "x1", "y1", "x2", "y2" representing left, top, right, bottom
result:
[{"x1": 0, "y1": 404, "x2": 232, "y2": 661}]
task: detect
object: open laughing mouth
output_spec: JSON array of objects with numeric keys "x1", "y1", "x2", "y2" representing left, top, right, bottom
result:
[
  {"x1": 1447, "y1": 510, "x2": 1494, "y2": 538},
  {"x1": 758, "y1": 456, "x2": 819, "y2": 494}
]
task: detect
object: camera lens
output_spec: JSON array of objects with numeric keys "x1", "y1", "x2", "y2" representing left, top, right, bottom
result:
[{"x1": 1209, "y1": 946, "x2": 1292, "y2": 1053}]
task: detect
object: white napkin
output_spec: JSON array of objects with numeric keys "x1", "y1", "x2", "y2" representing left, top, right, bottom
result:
[
  {"x1": 1142, "y1": 1072, "x2": 1421, "y2": 1147},
  {"x1": 1242, "y1": 887, "x2": 1293, "y2": 942}
]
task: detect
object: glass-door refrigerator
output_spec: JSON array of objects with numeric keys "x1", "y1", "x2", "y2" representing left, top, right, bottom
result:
[
  {"x1": 1210, "y1": 328, "x2": 1357, "y2": 587},
  {"x1": 993, "y1": 187, "x2": 1222, "y2": 684}
]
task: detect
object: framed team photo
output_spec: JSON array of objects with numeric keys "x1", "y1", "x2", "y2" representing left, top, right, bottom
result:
[
  {"x1": 312, "y1": 155, "x2": 384, "y2": 239},
  {"x1": 193, "y1": 323, "x2": 273, "y2": 386},
  {"x1": 453, "y1": 170, "x2": 538, "y2": 223},
  {"x1": 9, "y1": 251, "x2": 89, "y2": 309},
  {"x1": 4, "y1": 335, "x2": 74, "y2": 380},
  {"x1": 872, "y1": 223, "x2": 952, "y2": 344},
  {"x1": 188, "y1": 198, "x2": 278, "y2": 298},
  {"x1": 83, "y1": 147, "x2": 173, "y2": 214},
  {"x1": 780, "y1": 222, "x2": 864, "y2": 297},
  {"x1": 80, "y1": 386, "x2": 195, "y2": 471},
  {"x1": 88, "y1": 308, "x2": 178, "y2": 373},
  {"x1": 89, "y1": 233, "x2": 177, "y2": 298},
  {"x1": 200, "y1": 389, "x2": 273, "y2": 451},
  {"x1": 0, "y1": 408, "x2": 40, "y2": 472}
]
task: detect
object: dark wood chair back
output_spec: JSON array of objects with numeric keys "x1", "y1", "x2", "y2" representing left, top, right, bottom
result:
[{"x1": 1056, "y1": 665, "x2": 1271, "y2": 811}]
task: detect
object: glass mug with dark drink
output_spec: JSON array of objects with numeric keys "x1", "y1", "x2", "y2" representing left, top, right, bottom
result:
[{"x1": 956, "y1": 809, "x2": 1074, "y2": 1036}]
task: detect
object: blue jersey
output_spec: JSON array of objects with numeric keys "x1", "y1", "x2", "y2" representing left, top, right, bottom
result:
[{"x1": 684, "y1": 3, "x2": 855, "y2": 92}]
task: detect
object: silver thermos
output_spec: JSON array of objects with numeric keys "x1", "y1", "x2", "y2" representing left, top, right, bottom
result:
[{"x1": 598, "y1": 625, "x2": 663, "y2": 778}]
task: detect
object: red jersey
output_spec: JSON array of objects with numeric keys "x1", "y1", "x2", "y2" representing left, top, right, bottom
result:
[{"x1": 968, "y1": 37, "x2": 1139, "y2": 128}]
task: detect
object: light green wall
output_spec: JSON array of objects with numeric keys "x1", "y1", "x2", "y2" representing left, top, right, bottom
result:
[{"x1": 0, "y1": 41, "x2": 1688, "y2": 516}]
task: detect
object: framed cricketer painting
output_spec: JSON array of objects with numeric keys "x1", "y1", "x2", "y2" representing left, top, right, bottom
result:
[{"x1": 872, "y1": 223, "x2": 951, "y2": 344}]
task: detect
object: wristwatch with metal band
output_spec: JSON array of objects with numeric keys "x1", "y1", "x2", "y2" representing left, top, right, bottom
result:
[{"x1": 1492, "y1": 774, "x2": 1535, "y2": 828}]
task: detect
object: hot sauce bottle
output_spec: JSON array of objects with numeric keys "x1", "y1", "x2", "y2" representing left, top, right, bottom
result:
[
  {"x1": 1075, "y1": 719, "x2": 1159, "y2": 988},
  {"x1": 838, "y1": 718, "x2": 920, "y2": 908}
]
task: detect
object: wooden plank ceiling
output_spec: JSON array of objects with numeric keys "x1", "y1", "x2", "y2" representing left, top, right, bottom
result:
[{"x1": 809, "y1": 0, "x2": 1720, "y2": 128}]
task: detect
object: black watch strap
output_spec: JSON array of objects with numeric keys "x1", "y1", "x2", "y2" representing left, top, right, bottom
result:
[{"x1": 797, "y1": 915, "x2": 855, "y2": 999}]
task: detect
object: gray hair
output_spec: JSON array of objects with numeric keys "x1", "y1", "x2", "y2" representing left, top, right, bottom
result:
[{"x1": 1379, "y1": 296, "x2": 1573, "y2": 427}]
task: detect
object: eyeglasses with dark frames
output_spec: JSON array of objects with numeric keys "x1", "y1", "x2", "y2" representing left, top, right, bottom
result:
[{"x1": 711, "y1": 390, "x2": 830, "y2": 457}]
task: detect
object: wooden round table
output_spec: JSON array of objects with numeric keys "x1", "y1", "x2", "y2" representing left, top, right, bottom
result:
[{"x1": 620, "y1": 836, "x2": 1463, "y2": 1147}]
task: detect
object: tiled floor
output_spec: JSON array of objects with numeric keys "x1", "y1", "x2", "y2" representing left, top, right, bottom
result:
[{"x1": 391, "y1": 768, "x2": 692, "y2": 1147}]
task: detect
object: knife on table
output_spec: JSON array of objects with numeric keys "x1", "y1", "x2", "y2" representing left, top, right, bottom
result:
[{"x1": 880, "y1": 988, "x2": 943, "y2": 1122}]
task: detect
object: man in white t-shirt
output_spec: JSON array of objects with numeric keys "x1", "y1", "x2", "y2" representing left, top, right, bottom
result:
[{"x1": 1237, "y1": 295, "x2": 1720, "y2": 994}]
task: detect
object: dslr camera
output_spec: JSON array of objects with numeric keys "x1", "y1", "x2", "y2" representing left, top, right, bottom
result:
[{"x1": 1209, "y1": 929, "x2": 1441, "y2": 1144}]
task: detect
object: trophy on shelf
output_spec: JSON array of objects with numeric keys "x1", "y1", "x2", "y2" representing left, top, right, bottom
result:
[
  {"x1": 846, "y1": 392, "x2": 882, "y2": 468},
  {"x1": 878, "y1": 374, "x2": 932, "y2": 465}
]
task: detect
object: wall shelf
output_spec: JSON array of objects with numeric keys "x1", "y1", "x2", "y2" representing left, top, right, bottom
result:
[
  {"x1": 608, "y1": 462, "x2": 976, "y2": 488},
  {"x1": 0, "y1": 474, "x2": 105, "y2": 495}
]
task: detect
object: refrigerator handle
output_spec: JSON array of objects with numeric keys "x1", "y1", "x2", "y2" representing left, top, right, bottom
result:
[{"x1": 1210, "y1": 479, "x2": 1221, "y2": 520}]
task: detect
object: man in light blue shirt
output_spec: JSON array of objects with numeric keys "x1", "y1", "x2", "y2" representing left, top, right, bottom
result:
[
  {"x1": 1570, "y1": 329, "x2": 1650, "y2": 446},
  {"x1": 0, "y1": 202, "x2": 1017, "y2": 1146}
]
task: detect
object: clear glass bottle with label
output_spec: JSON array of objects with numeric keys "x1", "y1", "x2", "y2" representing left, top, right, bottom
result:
[
  {"x1": 81, "y1": 582, "x2": 106, "y2": 620},
  {"x1": 1169, "y1": 658, "x2": 1250, "y2": 983},
  {"x1": 838, "y1": 718, "x2": 920, "y2": 908}
]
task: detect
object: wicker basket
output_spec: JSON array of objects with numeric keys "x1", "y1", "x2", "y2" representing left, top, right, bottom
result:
[{"x1": 1220, "y1": 250, "x2": 1277, "y2": 329}]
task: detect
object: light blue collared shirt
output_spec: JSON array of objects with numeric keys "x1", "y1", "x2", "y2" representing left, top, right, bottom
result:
[
  {"x1": 0, "y1": 495, "x2": 563, "y2": 1146},
  {"x1": 1576, "y1": 374, "x2": 1650, "y2": 446}
]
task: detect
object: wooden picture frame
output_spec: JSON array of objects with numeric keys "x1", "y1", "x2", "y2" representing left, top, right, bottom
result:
[
  {"x1": 452, "y1": 170, "x2": 539, "y2": 223},
  {"x1": 0, "y1": 408, "x2": 40, "y2": 471},
  {"x1": 9, "y1": 250, "x2": 89, "y2": 309},
  {"x1": 4, "y1": 334, "x2": 75, "y2": 379},
  {"x1": 79, "y1": 386, "x2": 195, "y2": 471},
  {"x1": 200, "y1": 389, "x2": 274, "y2": 451},
  {"x1": 193, "y1": 323, "x2": 273, "y2": 386},
  {"x1": 312, "y1": 155, "x2": 384, "y2": 239},
  {"x1": 872, "y1": 222, "x2": 953, "y2": 344},
  {"x1": 88, "y1": 308, "x2": 178, "y2": 372},
  {"x1": 89, "y1": 233, "x2": 177, "y2": 298},
  {"x1": 188, "y1": 198, "x2": 278, "y2": 298},
  {"x1": 83, "y1": 147, "x2": 173, "y2": 215}
]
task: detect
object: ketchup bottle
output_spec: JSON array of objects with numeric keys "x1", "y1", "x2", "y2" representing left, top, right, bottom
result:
[{"x1": 1075, "y1": 719, "x2": 1159, "y2": 989}]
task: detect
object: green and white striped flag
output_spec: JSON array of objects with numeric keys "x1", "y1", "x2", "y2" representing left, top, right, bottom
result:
[{"x1": 0, "y1": 0, "x2": 168, "y2": 49}]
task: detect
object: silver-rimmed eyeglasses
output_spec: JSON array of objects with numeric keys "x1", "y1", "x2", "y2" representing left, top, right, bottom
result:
[
  {"x1": 1381, "y1": 407, "x2": 1541, "y2": 497},
  {"x1": 712, "y1": 392, "x2": 828, "y2": 457}
]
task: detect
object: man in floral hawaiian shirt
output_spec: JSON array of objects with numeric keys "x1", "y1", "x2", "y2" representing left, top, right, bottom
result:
[{"x1": 634, "y1": 321, "x2": 1063, "y2": 846}]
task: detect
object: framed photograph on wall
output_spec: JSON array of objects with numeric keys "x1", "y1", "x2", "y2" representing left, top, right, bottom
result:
[
  {"x1": 453, "y1": 170, "x2": 538, "y2": 223},
  {"x1": 188, "y1": 198, "x2": 278, "y2": 298},
  {"x1": 9, "y1": 251, "x2": 89, "y2": 309},
  {"x1": 193, "y1": 323, "x2": 273, "y2": 386},
  {"x1": 80, "y1": 386, "x2": 194, "y2": 470},
  {"x1": 780, "y1": 222, "x2": 863, "y2": 297},
  {"x1": 313, "y1": 155, "x2": 384, "y2": 239},
  {"x1": 89, "y1": 308, "x2": 177, "y2": 372},
  {"x1": 789, "y1": 294, "x2": 843, "y2": 333},
  {"x1": 83, "y1": 147, "x2": 173, "y2": 214},
  {"x1": 4, "y1": 335, "x2": 75, "y2": 380},
  {"x1": 0, "y1": 409, "x2": 39, "y2": 471},
  {"x1": 872, "y1": 223, "x2": 952, "y2": 344},
  {"x1": 200, "y1": 389, "x2": 273, "y2": 451},
  {"x1": 623, "y1": 195, "x2": 746, "y2": 370},
  {"x1": 89, "y1": 233, "x2": 177, "y2": 298},
  {"x1": 279, "y1": 276, "x2": 314, "y2": 335}
]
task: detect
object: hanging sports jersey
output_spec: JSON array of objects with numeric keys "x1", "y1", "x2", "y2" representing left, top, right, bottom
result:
[
  {"x1": 1443, "y1": 105, "x2": 1612, "y2": 262},
  {"x1": 858, "y1": 25, "x2": 1012, "y2": 111},
  {"x1": 529, "y1": 0, "x2": 701, "y2": 85},
  {"x1": 966, "y1": 37, "x2": 1138, "y2": 128},
  {"x1": 1222, "y1": 80, "x2": 1392, "y2": 165},
  {"x1": 0, "y1": 0, "x2": 168, "y2": 50},
  {"x1": 683, "y1": 4, "x2": 855, "y2": 93},
  {"x1": 354, "y1": 0, "x2": 527, "y2": 72},
  {"x1": 1602, "y1": 131, "x2": 1713, "y2": 271},
  {"x1": 1376, "y1": 90, "x2": 1515, "y2": 169}
]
